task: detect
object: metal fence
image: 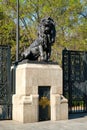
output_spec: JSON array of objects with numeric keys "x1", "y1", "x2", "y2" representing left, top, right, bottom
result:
[
  {"x1": 62, "y1": 49, "x2": 87, "y2": 113},
  {"x1": 0, "y1": 45, "x2": 12, "y2": 119}
]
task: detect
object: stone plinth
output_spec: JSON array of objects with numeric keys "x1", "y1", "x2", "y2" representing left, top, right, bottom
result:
[{"x1": 12, "y1": 62, "x2": 68, "y2": 123}]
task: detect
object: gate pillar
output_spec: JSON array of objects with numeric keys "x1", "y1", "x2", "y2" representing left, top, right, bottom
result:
[{"x1": 12, "y1": 62, "x2": 68, "y2": 123}]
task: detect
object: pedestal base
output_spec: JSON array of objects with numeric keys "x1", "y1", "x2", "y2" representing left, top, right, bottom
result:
[
  {"x1": 12, "y1": 63, "x2": 68, "y2": 123},
  {"x1": 13, "y1": 95, "x2": 38, "y2": 123}
]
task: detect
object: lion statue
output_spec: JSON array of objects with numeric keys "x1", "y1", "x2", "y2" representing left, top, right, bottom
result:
[{"x1": 21, "y1": 17, "x2": 56, "y2": 61}]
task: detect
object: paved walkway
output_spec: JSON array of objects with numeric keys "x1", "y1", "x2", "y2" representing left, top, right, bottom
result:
[{"x1": 0, "y1": 114, "x2": 87, "y2": 130}]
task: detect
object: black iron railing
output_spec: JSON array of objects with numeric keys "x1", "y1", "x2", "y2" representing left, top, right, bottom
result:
[
  {"x1": 62, "y1": 49, "x2": 87, "y2": 113},
  {"x1": 0, "y1": 45, "x2": 12, "y2": 119}
]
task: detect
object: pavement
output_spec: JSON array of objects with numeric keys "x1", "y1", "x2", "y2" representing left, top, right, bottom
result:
[{"x1": 0, "y1": 113, "x2": 87, "y2": 130}]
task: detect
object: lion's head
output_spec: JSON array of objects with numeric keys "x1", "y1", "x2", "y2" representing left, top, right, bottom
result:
[{"x1": 38, "y1": 17, "x2": 56, "y2": 44}]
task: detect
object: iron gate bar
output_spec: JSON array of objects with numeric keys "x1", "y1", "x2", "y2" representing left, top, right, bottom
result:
[
  {"x1": 0, "y1": 45, "x2": 11, "y2": 120},
  {"x1": 62, "y1": 49, "x2": 87, "y2": 113}
]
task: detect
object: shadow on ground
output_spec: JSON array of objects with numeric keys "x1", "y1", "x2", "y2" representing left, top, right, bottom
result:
[{"x1": 69, "y1": 113, "x2": 87, "y2": 119}]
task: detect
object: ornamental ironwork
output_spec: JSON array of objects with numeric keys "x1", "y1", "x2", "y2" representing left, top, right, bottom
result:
[
  {"x1": 62, "y1": 49, "x2": 87, "y2": 113},
  {"x1": 0, "y1": 45, "x2": 11, "y2": 119}
]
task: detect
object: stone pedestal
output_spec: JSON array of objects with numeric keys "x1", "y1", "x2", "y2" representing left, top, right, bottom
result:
[{"x1": 12, "y1": 62, "x2": 68, "y2": 123}]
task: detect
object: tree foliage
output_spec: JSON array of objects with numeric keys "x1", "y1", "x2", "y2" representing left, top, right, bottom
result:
[{"x1": 0, "y1": 0, "x2": 87, "y2": 64}]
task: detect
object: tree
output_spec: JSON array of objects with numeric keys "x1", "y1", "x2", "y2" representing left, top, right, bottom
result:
[{"x1": 0, "y1": 0, "x2": 87, "y2": 64}]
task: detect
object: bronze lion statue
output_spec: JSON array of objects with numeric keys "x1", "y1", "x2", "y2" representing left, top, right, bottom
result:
[{"x1": 21, "y1": 17, "x2": 56, "y2": 61}]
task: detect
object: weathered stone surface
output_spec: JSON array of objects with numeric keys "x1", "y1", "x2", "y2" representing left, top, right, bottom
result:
[{"x1": 12, "y1": 63, "x2": 68, "y2": 123}]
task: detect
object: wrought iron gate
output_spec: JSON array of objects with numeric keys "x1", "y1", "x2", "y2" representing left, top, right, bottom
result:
[
  {"x1": 63, "y1": 49, "x2": 87, "y2": 113},
  {"x1": 0, "y1": 45, "x2": 12, "y2": 119}
]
